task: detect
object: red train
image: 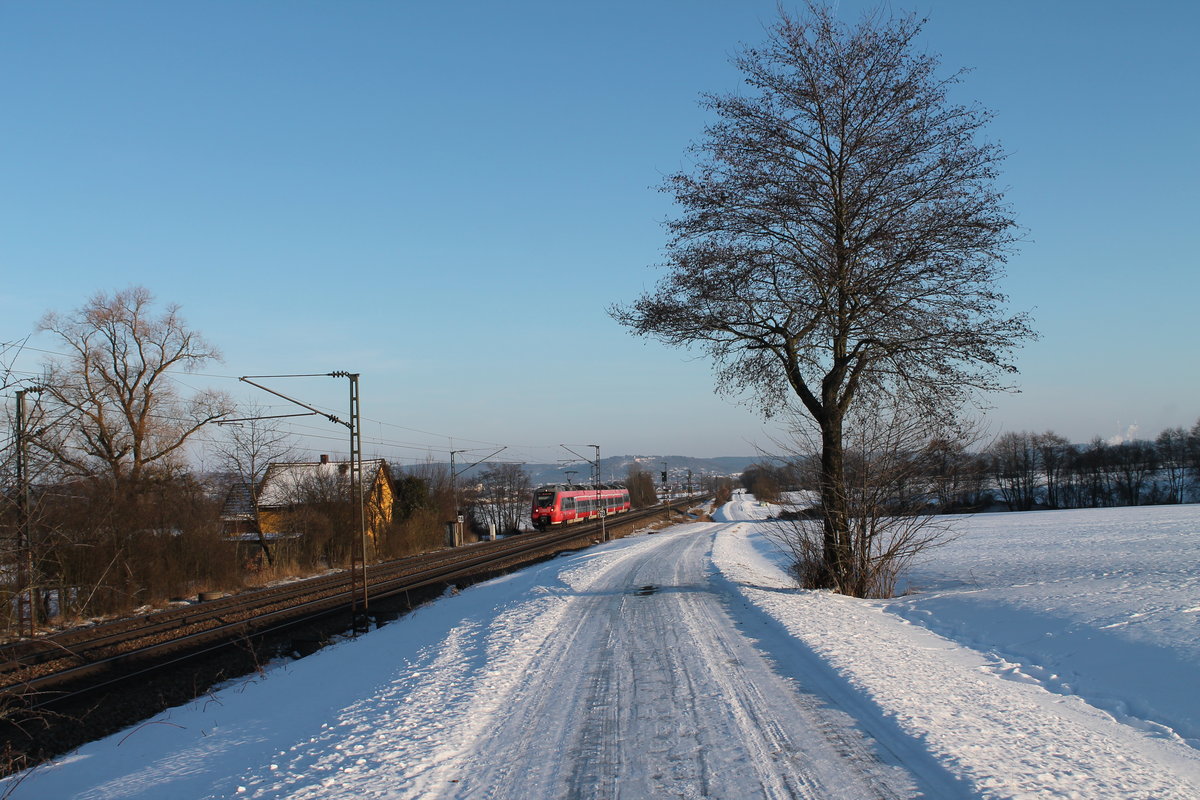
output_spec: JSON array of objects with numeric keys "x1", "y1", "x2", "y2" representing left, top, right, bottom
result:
[{"x1": 531, "y1": 484, "x2": 631, "y2": 530}]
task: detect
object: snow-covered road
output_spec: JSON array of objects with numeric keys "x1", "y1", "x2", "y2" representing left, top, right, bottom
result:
[
  {"x1": 389, "y1": 523, "x2": 913, "y2": 799},
  {"x1": 9, "y1": 499, "x2": 1200, "y2": 799}
]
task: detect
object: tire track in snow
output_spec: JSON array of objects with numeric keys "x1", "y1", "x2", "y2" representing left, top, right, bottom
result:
[
  {"x1": 439, "y1": 525, "x2": 916, "y2": 799},
  {"x1": 712, "y1": 501, "x2": 1200, "y2": 799}
]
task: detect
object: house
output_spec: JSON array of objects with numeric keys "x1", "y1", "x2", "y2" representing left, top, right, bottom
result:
[
  {"x1": 220, "y1": 455, "x2": 395, "y2": 563},
  {"x1": 257, "y1": 455, "x2": 394, "y2": 544},
  {"x1": 219, "y1": 481, "x2": 258, "y2": 536}
]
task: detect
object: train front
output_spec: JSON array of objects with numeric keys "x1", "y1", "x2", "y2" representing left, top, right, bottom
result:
[{"x1": 531, "y1": 486, "x2": 557, "y2": 530}]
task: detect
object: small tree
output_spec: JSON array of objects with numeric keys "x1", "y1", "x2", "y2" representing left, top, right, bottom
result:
[
  {"x1": 1190, "y1": 419, "x2": 1200, "y2": 478},
  {"x1": 625, "y1": 464, "x2": 658, "y2": 508},
  {"x1": 768, "y1": 396, "x2": 959, "y2": 598},
  {"x1": 924, "y1": 434, "x2": 989, "y2": 512},
  {"x1": 740, "y1": 463, "x2": 783, "y2": 504},
  {"x1": 1154, "y1": 427, "x2": 1189, "y2": 504},
  {"x1": 989, "y1": 431, "x2": 1040, "y2": 511},
  {"x1": 211, "y1": 401, "x2": 299, "y2": 566},
  {"x1": 475, "y1": 463, "x2": 530, "y2": 535},
  {"x1": 710, "y1": 476, "x2": 735, "y2": 505},
  {"x1": 613, "y1": 5, "x2": 1033, "y2": 596},
  {"x1": 1033, "y1": 431, "x2": 1073, "y2": 509}
]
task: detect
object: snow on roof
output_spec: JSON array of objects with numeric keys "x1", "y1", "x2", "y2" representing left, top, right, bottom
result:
[
  {"x1": 256, "y1": 459, "x2": 386, "y2": 509},
  {"x1": 224, "y1": 531, "x2": 303, "y2": 542},
  {"x1": 219, "y1": 482, "x2": 257, "y2": 521}
]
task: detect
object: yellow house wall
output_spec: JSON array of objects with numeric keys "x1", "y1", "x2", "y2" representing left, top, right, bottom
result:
[
  {"x1": 255, "y1": 463, "x2": 394, "y2": 544},
  {"x1": 257, "y1": 509, "x2": 286, "y2": 534}
]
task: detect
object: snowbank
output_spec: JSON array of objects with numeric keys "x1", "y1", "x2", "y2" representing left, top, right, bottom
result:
[{"x1": 712, "y1": 500, "x2": 1200, "y2": 798}]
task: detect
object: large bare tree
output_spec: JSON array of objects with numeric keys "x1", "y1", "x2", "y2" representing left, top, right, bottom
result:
[
  {"x1": 613, "y1": 5, "x2": 1033, "y2": 594},
  {"x1": 35, "y1": 287, "x2": 232, "y2": 490}
]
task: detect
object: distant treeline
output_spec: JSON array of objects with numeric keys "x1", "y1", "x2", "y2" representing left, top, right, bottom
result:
[{"x1": 740, "y1": 419, "x2": 1200, "y2": 512}]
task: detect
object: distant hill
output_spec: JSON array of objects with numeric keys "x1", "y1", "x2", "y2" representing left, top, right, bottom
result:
[{"x1": 395, "y1": 455, "x2": 759, "y2": 487}]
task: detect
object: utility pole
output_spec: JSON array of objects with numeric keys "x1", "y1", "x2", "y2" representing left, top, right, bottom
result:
[
  {"x1": 561, "y1": 444, "x2": 605, "y2": 542},
  {"x1": 14, "y1": 386, "x2": 44, "y2": 638},
  {"x1": 593, "y1": 445, "x2": 605, "y2": 543},
  {"x1": 449, "y1": 447, "x2": 506, "y2": 546},
  {"x1": 662, "y1": 461, "x2": 670, "y2": 521},
  {"x1": 215, "y1": 410, "x2": 316, "y2": 569},
  {"x1": 336, "y1": 371, "x2": 366, "y2": 627},
  {"x1": 240, "y1": 372, "x2": 369, "y2": 628},
  {"x1": 450, "y1": 449, "x2": 465, "y2": 547}
]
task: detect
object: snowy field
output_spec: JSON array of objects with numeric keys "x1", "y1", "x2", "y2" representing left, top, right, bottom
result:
[
  {"x1": 5, "y1": 500, "x2": 1199, "y2": 799},
  {"x1": 892, "y1": 504, "x2": 1200, "y2": 750}
]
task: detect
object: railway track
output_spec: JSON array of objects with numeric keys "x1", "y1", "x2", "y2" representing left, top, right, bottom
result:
[{"x1": 0, "y1": 498, "x2": 706, "y2": 709}]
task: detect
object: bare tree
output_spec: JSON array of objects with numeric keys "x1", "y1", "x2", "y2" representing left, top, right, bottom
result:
[
  {"x1": 3, "y1": 290, "x2": 236, "y2": 625},
  {"x1": 1154, "y1": 427, "x2": 1190, "y2": 504},
  {"x1": 474, "y1": 463, "x2": 530, "y2": 536},
  {"x1": 34, "y1": 287, "x2": 232, "y2": 491},
  {"x1": 709, "y1": 476, "x2": 735, "y2": 505},
  {"x1": 767, "y1": 396, "x2": 960, "y2": 598},
  {"x1": 613, "y1": 5, "x2": 1032, "y2": 595},
  {"x1": 0, "y1": 337, "x2": 29, "y2": 393},
  {"x1": 625, "y1": 464, "x2": 658, "y2": 508},
  {"x1": 1072, "y1": 438, "x2": 1116, "y2": 508},
  {"x1": 1189, "y1": 419, "x2": 1200, "y2": 487},
  {"x1": 739, "y1": 462, "x2": 785, "y2": 504},
  {"x1": 1110, "y1": 439, "x2": 1156, "y2": 506},
  {"x1": 269, "y1": 466, "x2": 358, "y2": 569},
  {"x1": 989, "y1": 431, "x2": 1040, "y2": 511},
  {"x1": 1033, "y1": 430, "x2": 1073, "y2": 509},
  {"x1": 211, "y1": 400, "x2": 299, "y2": 565},
  {"x1": 923, "y1": 434, "x2": 989, "y2": 512}
]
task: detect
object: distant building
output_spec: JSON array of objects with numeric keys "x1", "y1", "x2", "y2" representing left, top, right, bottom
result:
[{"x1": 220, "y1": 455, "x2": 394, "y2": 564}]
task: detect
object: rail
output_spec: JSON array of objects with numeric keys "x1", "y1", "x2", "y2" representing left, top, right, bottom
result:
[{"x1": 0, "y1": 496, "x2": 711, "y2": 707}]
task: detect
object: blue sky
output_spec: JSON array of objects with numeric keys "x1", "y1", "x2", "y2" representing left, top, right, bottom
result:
[{"x1": 3, "y1": 1, "x2": 1197, "y2": 464}]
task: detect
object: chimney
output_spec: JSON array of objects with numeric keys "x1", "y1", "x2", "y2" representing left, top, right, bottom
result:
[{"x1": 319, "y1": 454, "x2": 329, "y2": 464}]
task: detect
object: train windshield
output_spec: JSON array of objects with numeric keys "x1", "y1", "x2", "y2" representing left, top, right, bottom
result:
[{"x1": 534, "y1": 491, "x2": 556, "y2": 508}]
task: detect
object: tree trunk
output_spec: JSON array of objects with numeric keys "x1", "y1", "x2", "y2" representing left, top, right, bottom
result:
[{"x1": 818, "y1": 414, "x2": 851, "y2": 592}]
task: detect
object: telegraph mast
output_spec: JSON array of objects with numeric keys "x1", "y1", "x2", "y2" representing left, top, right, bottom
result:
[
  {"x1": 240, "y1": 373, "x2": 368, "y2": 628},
  {"x1": 14, "y1": 386, "x2": 45, "y2": 638}
]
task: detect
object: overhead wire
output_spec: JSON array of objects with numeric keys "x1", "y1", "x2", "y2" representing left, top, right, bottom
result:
[{"x1": 5, "y1": 341, "x2": 580, "y2": 469}]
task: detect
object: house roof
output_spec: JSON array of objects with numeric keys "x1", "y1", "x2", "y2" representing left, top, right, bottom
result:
[
  {"x1": 219, "y1": 482, "x2": 258, "y2": 522},
  {"x1": 256, "y1": 458, "x2": 387, "y2": 509}
]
